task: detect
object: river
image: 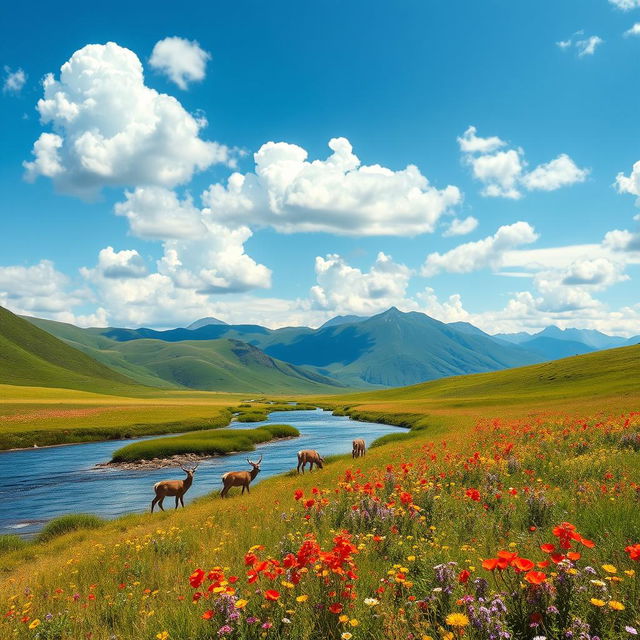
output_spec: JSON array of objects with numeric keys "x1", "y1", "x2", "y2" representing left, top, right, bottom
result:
[{"x1": 0, "y1": 409, "x2": 401, "y2": 536}]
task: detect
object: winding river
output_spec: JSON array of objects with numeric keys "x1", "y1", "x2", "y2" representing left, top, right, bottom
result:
[{"x1": 0, "y1": 409, "x2": 401, "y2": 536}]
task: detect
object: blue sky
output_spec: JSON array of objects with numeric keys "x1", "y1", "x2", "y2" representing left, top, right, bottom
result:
[{"x1": 1, "y1": 0, "x2": 640, "y2": 333}]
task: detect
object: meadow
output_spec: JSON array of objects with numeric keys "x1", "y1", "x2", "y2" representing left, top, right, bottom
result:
[{"x1": 0, "y1": 347, "x2": 638, "y2": 639}]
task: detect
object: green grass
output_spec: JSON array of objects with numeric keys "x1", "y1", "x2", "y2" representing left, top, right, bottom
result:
[
  {"x1": 0, "y1": 347, "x2": 638, "y2": 639},
  {"x1": 0, "y1": 535, "x2": 27, "y2": 555},
  {"x1": 0, "y1": 306, "x2": 143, "y2": 395},
  {"x1": 35, "y1": 514, "x2": 105, "y2": 543},
  {"x1": 111, "y1": 423, "x2": 299, "y2": 462}
]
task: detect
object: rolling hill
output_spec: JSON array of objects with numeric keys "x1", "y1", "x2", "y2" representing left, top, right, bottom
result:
[
  {"x1": 0, "y1": 305, "x2": 141, "y2": 394},
  {"x1": 27, "y1": 308, "x2": 552, "y2": 388},
  {"x1": 24, "y1": 315, "x2": 344, "y2": 393}
]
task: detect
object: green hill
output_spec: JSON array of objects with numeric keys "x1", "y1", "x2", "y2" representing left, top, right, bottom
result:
[
  {"x1": 24, "y1": 315, "x2": 345, "y2": 394},
  {"x1": 0, "y1": 306, "x2": 141, "y2": 394},
  {"x1": 337, "y1": 343, "x2": 640, "y2": 407}
]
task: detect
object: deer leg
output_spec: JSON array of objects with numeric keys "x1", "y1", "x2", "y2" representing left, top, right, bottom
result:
[
  {"x1": 175, "y1": 496, "x2": 179, "y2": 509},
  {"x1": 180, "y1": 496, "x2": 185, "y2": 508},
  {"x1": 158, "y1": 497, "x2": 165, "y2": 511},
  {"x1": 221, "y1": 485, "x2": 228, "y2": 498},
  {"x1": 151, "y1": 496, "x2": 159, "y2": 513},
  {"x1": 309, "y1": 461, "x2": 314, "y2": 472},
  {"x1": 246, "y1": 484, "x2": 250, "y2": 494},
  {"x1": 297, "y1": 460, "x2": 303, "y2": 474}
]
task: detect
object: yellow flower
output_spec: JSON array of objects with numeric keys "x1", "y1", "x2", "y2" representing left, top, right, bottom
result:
[
  {"x1": 602, "y1": 564, "x2": 617, "y2": 574},
  {"x1": 341, "y1": 634, "x2": 353, "y2": 640},
  {"x1": 234, "y1": 599, "x2": 248, "y2": 609},
  {"x1": 445, "y1": 612, "x2": 469, "y2": 627},
  {"x1": 349, "y1": 618, "x2": 359, "y2": 627},
  {"x1": 29, "y1": 620, "x2": 41, "y2": 630},
  {"x1": 296, "y1": 595, "x2": 309, "y2": 602},
  {"x1": 609, "y1": 600, "x2": 625, "y2": 611},
  {"x1": 339, "y1": 615, "x2": 349, "y2": 623},
  {"x1": 590, "y1": 598, "x2": 605, "y2": 607},
  {"x1": 156, "y1": 633, "x2": 169, "y2": 640}
]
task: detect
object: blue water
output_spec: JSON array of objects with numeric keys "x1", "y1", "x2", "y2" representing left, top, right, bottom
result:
[{"x1": 0, "y1": 409, "x2": 400, "y2": 536}]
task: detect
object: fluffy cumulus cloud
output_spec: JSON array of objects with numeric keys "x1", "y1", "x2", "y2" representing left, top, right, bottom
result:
[
  {"x1": 149, "y1": 37, "x2": 211, "y2": 90},
  {"x1": 114, "y1": 186, "x2": 271, "y2": 293},
  {"x1": 615, "y1": 160, "x2": 640, "y2": 201},
  {"x1": 310, "y1": 252, "x2": 413, "y2": 315},
  {"x1": 458, "y1": 127, "x2": 588, "y2": 199},
  {"x1": 0, "y1": 260, "x2": 107, "y2": 326},
  {"x1": 94, "y1": 246, "x2": 148, "y2": 279},
  {"x1": 203, "y1": 137, "x2": 462, "y2": 236},
  {"x1": 3, "y1": 66, "x2": 26, "y2": 93},
  {"x1": 24, "y1": 42, "x2": 230, "y2": 197},
  {"x1": 443, "y1": 216, "x2": 478, "y2": 237},
  {"x1": 422, "y1": 221, "x2": 539, "y2": 276},
  {"x1": 624, "y1": 23, "x2": 640, "y2": 36}
]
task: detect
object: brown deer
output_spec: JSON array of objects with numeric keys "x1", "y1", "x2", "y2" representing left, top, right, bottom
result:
[
  {"x1": 151, "y1": 465, "x2": 198, "y2": 512},
  {"x1": 352, "y1": 438, "x2": 366, "y2": 458},
  {"x1": 220, "y1": 455, "x2": 262, "y2": 498},
  {"x1": 297, "y1": 449, "x2": 325, "y2": 474}
]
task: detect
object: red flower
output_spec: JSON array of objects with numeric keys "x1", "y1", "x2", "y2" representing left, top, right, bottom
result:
[
  {"x1": 202, "y1": 610, "x2": 213, "y2": 620},
  {"x1": 625, "y1": 543, "x2": 640, "y2": 561},
  {"x1": 189, "y1": 569, "x2": 205, "y2": 589},
  {"x1": 524, "y1": 571, "x2": 547, "y2": 585},
  {"x1": 264, "y1": 590, "x2": 280, "y2": 601},
  {"x1": 294, "y1": 489, "x2": 304, "y2": 501},
  {"x1": 458, "y1": 570, "x2": 470, "y2": 583},
  {"x1": 482, "y1": 558, "x2": 499, "y2": 571},
  {"x1": 465, "y1": 488, "x2": 481, "y2": 502},
  {"x1": 328, "y1": 603, "x2": 344, "y2": 614},
  {"x1": 540, "y1": 543, "x2": 555, "y2": 553},
  {"x1": 512, "y1": 557, "x2": 535, "y2": 572}
]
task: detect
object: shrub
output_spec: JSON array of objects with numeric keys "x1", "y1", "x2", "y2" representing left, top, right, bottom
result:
[
  {"x1": 36, "y1": 514, "x2": 105, "y2": 543},
  {"x1": 0, "y1": 534, "x2": 27, "y2": 554}
]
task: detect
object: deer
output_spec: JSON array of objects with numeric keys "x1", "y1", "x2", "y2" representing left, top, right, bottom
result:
[
  {"x1": 151, "y1": 464, "x2": 198, "y2": 513},
  {"x1": 220, "y1": 455, "x2": 262, "y2": 498},
  {"x1": 297, "y1": 449, "x2": 325, "y2": 474},
  {"x1": 352, "y1": 438, "x2": 366, "y2": 458}
]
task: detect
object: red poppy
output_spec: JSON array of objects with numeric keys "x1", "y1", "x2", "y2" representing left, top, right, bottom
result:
[
  {"x1": 458, "y1": 569, "x2": 470, "y2": 583},
  {"x1": 626, "y1": 543, "x2": 640, "y2": 561},
  {"x1": 189, "y1": 569, "x2": 205, "y2": 589},
  {"x1": 264, "y1": 590, "x2": 280, "y2": 601},
  {"x1": 294, "y1": 489, "x2": 304, "y2": 500},
  {"x1": 202, "y1": 610, "x2": 213, "y2": 620},
  {"x1": 524, "y1": 571, "x2": 547, "y2": 585},
  {"x1": 512, "y1": 557, "x2": 535, "y2": 572},
  {"x1": 328, "y1": 603, "x2": 344, "y2": 614}
]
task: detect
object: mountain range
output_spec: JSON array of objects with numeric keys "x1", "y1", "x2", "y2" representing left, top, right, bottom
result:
[{"x1": 4, "y1": 303, "x2": 637, "y2": 394}]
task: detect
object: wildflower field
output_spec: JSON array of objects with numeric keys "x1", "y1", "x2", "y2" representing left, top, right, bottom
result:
[{"x1": 1, "y1": 347, "x2": 639, "y2": 640}]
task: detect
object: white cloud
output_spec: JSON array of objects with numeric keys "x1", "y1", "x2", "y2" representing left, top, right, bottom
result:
[
  {"x1": 310, "y1": 252, "x2": 413, "y2": 315},
  {"x1": 113, "y1": 186, "x2": 271, "y2": 293},
  {"x1": 0, "y1": 260, "x2": 87, "y2": 317},
  {"x1": 459, "y1": 126, "x2": 588, "y2": 199},
  {"x1": 557, "y1": 32, "x2": 604, "y2": 56},
  {"x1": 24, "y1": 42, "x2": 230, "y2": 197},
  {"x1": 576, "y1": 36, "x2": 604, "y2": 56},
  {"x1": 115, "y1": 186, "x2": 205, "y2": 240},
  {"x1": 520, "y1": 154, "x2": 589, "y2": 191},
  {"x1": 559, "y1": 257, "x2": 629, "y2": 288},
  {"x1": 615, "y1": 160, "x2": 640, "y2": 201},
  {"x1": 610, "y1": 0, "x2": 640, "y2": 9},
  {"x1": 443, "y1": 216, "x2": 478, "y2": 237},
  {"x1": 422, "y1": 221, "x2": 539, "y2": 276},
  {"x1": 457, "y1": 126, "x2": 506, "y2": 154},
  {"x1": 603, "y1": 228, "x2": 640, "y2": 252},
  {"x1": 149, "y1": 37, "x2": 211, "y2": 90},
  {"x1": 202, "y1": 137, "x2": 462, "y2": 236},
  {"x1": 624, "y1": 22, "x2": 640, "y2": 36},
  {"x1": 95, "y1": 246, "x2": 148, "y2": 279},
  {"x1": 3, "y1": 66, "x2": 26, "y2": 93}
]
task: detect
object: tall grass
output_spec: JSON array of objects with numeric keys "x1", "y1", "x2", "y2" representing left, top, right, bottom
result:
[
  {"x1": 35, "y1": 514, "x2": 105, "y2": 542},
  {"x1": 111, "y1": 424, "x2": 299, "y2": 462}
]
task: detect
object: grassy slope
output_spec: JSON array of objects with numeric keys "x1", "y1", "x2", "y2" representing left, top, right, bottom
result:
[
  {"x1": 0, "y1": 306, "x2": 142, "y2": 395},
  {"x1": 320, "y1": 345, "x2": 640, "y2": 430},
  {"x1": 25, "y1": 316, "x2": 345, "y2": 393},
  {"x1": 0, "y1": 347, "x2": 638, "y2": 640}
]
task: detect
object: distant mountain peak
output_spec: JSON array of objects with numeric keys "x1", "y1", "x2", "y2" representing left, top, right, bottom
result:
[{"x1": 187, "y1": 316, "x2": 228, "y2": 330}]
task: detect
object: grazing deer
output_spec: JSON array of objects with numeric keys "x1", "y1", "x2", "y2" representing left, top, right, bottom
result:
[
  {"x1": 352, "y1": 438, "x2": 366, "y2": 458},
  {"x1": 297, "y1": 449, "x2": 325, "y2": 474},
  {"x1": 151, "y1": 465, "x2": 198, "y2": 513},
  {"x1": 220, "y1": 455, "x2": 262, "y2": 498}
]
